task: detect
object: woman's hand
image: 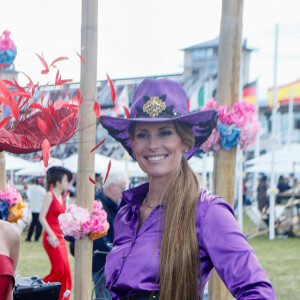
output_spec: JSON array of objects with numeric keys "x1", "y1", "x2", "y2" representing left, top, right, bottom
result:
[{"x1": 47, "y1": 234, "x2": 59, "y2": 248}]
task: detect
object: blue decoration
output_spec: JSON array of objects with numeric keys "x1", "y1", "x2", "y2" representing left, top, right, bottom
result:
[
  {"x1": 0, "y1": 200, "x2": 9, "y2": 220},
  {"x1": 217, "y1": 122, "x2": 241, "y2": 151},
  {"x1": 0, "y1": 48, "x2": 17, "y2": 68}
]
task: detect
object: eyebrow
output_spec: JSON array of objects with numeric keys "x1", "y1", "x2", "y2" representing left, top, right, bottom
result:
[{"x1": 135, "y1": 126, "x2": 173, "y2": 132}]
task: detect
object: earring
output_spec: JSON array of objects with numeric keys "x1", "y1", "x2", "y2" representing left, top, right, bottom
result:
[
  {"x1": 132, "y1": 152, "x2": 136, "y2": 160},
  {"x1": 184, "y1": 148, "x2": 189, "y2": 153}
]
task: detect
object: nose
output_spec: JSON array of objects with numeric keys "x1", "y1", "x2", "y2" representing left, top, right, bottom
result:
[{"x1": 148, "y1": 134, "x2": 161, "y2": 150}]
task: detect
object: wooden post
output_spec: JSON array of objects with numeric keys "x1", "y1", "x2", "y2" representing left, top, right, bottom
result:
[
  {"x1": 74, "y1": 1, "x2": 98, "y2": 300},
  {"x1": 0, "y1": 110, "x2": 5, "y2": 191},
  {"x1": 208, "y1": 1, "x2": 244, "y2": 300}
]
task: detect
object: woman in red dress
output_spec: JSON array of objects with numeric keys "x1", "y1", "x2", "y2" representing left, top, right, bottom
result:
[
  {"x1": 0, "y1": 219, "x2": 20, "y2": 300},
  {"x1": 39, "y1": 166, "x2": 72, "y2": 300}
]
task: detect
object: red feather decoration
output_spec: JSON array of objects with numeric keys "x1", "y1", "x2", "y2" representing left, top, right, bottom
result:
[
  {"x1": 123, "y1": 106, "x2": 130, "y2": 118},
  {"x1": 103, "y1": 160, "x2": 111, "y2": 185},
  {"x1": 36, "y1": 53, "x2": 50, "y2": 74},
  {"x1": 42, "y1": 139, "x2": 50, "y2": 167},
  {"x1": 93, "y1": 102, "x2": 101, "y2": 118},
  {"x1": 50, "y1": 56, "x2": 69, "y2": 68},
  {"x1": 76, "y1": 89, "x2": 83, "y2": 105},
  {"x1": 90, "y1": 138, "x2": 106, "y2": 153},
  {"x1": 37, "y1": 117, "x2": 49, "y2": 135},
  {"x1": 29, "y1": 103, "x2": 44, "y2": 111},
  {"x1": 0, "y1": 117, "x2": 12, "y2": 129},
  {"x1": 0, "y1": 54, "x2": 84, "y2": 156},
  {"x1": 75, "y1": 51, "x2": 85, "y2": 64},
  {"x1": 89, "y1": 177, "x2": 96, "y2": 184},
  {"x1": 33, "y1": 155, "x2": 42, "y2": 159},
  {"x1": 106, "y1": 74, "x2": 116, "y2": 103}
]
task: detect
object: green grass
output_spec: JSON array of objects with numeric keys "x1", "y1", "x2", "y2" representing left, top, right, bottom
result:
[
  {"x1": 16, "y1": 227, "x2": 300, "y2": 300},
  {"x1": 16, "y1": 232, "x2": 75, "y2": 299},
  {"x1": 248, "y1": 236, "x2": 300, "y2": 299}
]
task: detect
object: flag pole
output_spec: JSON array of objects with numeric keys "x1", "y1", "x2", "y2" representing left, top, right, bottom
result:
[
  {"x1": 287, "y1": 88, "x2": 294, "y2": 144},
  {"x1": 74, "y1": 1, "x2": 98, "y2": 299},
  {"x1": 208, "y1": 1, "x2": 244, "y2": 299},
  {"x1": 269, "y1": 23, "x2": 279, "y2": 240}
]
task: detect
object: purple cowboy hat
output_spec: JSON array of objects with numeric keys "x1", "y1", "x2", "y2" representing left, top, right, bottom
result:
[{"x1": 100, "y1": 78, "x2": 218, "y2": 160}]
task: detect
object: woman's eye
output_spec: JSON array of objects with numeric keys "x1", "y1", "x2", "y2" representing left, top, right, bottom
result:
[
  {"x1": 160, "y1": 131, "x2": 172, "y2": 136},
  {"x1": 136, "y1": 133, "x2": 148, "y2": 139}
]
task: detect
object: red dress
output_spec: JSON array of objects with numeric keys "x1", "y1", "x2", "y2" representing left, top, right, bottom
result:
[
  {"x1": 43, "y1": 193, "x2": 72, "y2": 300},
  {"x1": 0, "y1": 254, "x2": 14, "y2": 300}
]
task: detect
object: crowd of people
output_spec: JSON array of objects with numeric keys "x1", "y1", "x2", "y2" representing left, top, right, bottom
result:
[{"x1": 0, "y1": 78, "x2": 277, "y2": 300}]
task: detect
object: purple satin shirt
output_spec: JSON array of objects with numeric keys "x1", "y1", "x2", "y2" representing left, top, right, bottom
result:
[{"x1": 105, "y1": 183, "x2": 276, "y2": 299}]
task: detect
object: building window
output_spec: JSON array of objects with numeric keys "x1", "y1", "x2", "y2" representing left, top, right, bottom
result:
[
  {"x1": 192, "y1": 49, "x2": 206, "y2": 61},
  {"x1": 192, "y1": 48, "x2": 214, "y2": 62}
]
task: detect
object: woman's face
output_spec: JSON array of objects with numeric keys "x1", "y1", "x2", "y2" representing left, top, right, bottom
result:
[
  {"x1": 130, "y1": 121, "x2": 185, "y2": 180},
  {"x1": 56, "y1": 174, "x2": 69, "y2": 192}
]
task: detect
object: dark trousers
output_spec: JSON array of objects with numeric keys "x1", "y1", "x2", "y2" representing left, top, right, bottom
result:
[
  {"x1": 26, "y1": 212, "x2": 42, "y2": 241},
  {"x1": 93, "y1": 269, "x2": 111, "y2": 299}
]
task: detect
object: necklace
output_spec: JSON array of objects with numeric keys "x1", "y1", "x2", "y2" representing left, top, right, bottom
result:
[{"x1": 144, "y1": 195, "x2": 156, "y2": 209}]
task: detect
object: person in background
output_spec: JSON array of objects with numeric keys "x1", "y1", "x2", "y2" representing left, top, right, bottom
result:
[
  {"x1": 100, "y1": 78, "x2": 276, "y2": 300},
  {"x1": 0, "y1": 219, "x2": 20, "y2": 300},
  {"x1": 95, "y1": 173, "x2": 102, "y2": 193},
  {"x1": 277, "y1": 175, "x2": 291, "y2": 193},
  {"x1": 277, "y1": 175, "x2": 291, "y2": 204},
  {"x1": 39, "y1": 166, "x2": 72, "y2": 300},
  {"x1": 25, "y1": 177, "x2": 46, "y2": 242},
  {"x1": 257, "y1": 175, "x2": 269, "y2": 214}
]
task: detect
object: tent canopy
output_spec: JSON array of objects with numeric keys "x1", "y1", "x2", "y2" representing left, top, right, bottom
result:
[
  {"x1": 5, "y1": 154, "x2": 36, "y2": 171},
  {"x1": 15, "y1": 158, "x2": 64, "y2": 176},
  {"x1": 246, "y1": 143, "x2": 300, "y2": 166}
]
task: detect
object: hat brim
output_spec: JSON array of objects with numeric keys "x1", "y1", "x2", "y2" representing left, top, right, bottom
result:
[{"x1": 100, "y1": 109, "x2": 218, "y2": 160}]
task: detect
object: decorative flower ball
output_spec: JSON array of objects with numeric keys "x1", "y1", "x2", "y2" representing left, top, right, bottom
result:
[
  {"x1": 201, "y1": 99, "x2": 261, "y2": 152},
  {"x1": 58, "y1": 201, "x2": 109, "y2": 241},
  {"x1": 0, "y1": 184, "x2": 21, "y2": 207},
  {"x1": 0, "y1": 30, "x2": 17, "y2": 68}
]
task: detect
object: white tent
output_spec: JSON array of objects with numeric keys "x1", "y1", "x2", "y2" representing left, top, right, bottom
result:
[
  {"x1": 5, "y1": 154, "x2": 36, "y2": 171},
  {"x1": 63, "y1": 153, "x2": 146, "y2": 178},
  {"x1": 189, "y1": 155, "x2": 214, "y2": 174},
  {"x1": 15, "y1": 158, "x2": 64, "y2": 176},
  {"x1": 246, "y1": 162, "x2": 300, "y2": 174},
  {"x1": 246, "y1": 143, "x2": 300, "y2": 166}
]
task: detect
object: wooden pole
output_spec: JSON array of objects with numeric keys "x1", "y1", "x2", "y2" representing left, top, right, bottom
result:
[
  {"x1": 208, "y1": 1, "x2": 244, "y2": 300},
  {"x1": 74, "y1": 1, "x2": 98, "y2": 300},
  {"x1": 0, "y1": 108, "x2": 5, "y2": 191}
]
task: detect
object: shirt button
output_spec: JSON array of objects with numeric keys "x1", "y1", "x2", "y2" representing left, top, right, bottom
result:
[{"x1": 122, "y1": 256, "x2": 126, "y2": 260}]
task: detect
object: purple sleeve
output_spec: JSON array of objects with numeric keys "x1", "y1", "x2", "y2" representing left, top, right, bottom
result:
[{"x1": 201, "y1": 198, "x2": 276, "y2": 299}]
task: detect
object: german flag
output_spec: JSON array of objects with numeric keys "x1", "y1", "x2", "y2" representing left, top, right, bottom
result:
[
  {"x1": 242, "y1": 81, "x2": 256, "y2": 103},
  {"x1": 268, "y1": 79, "x2": 300, "y2": 106}
]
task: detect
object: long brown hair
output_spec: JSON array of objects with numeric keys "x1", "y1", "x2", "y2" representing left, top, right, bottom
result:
[{"x1": 129, "y1": 121, "x2": 202, "y2": 299}]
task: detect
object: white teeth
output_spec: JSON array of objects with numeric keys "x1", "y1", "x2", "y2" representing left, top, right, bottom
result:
[{"x1": 148, "y1": 156, "x2": 165, "y2": 161}]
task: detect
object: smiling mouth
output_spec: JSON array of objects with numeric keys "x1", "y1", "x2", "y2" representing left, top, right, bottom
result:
[{"x1": 146, "y1": 155, "x2": 168, "y2": 161}]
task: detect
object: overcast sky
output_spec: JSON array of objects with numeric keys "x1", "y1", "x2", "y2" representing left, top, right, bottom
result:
[{"x1": 1, "y1": 0, "x2": 300, "y2": 101}]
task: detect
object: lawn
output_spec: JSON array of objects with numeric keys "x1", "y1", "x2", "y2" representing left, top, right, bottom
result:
[{"x1": 16, "y1": 231, "x2": 300, "y2": 300}]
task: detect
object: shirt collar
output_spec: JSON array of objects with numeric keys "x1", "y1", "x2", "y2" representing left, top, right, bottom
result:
[{"x1": 120, "y1": 182, "x2": 149, "y2": 213}]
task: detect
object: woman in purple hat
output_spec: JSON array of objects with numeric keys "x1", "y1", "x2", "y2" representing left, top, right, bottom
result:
[{"x1": 100, "y1": 78, "x2": 276, "y2": 300}]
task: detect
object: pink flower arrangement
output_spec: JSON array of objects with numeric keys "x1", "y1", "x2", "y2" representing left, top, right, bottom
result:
[
  {"x1": 201, "y1": 99, "x2": 261, "y2": 152},
  {"x1": 0, "y1": 31, "x2": 16, "y2": 51},
  {"x1": 0, "y1": 185, "x2": 21, "y2": 207},
  {"x1": 58, "y1": 201, "x2": 109, "y2": 241}
]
